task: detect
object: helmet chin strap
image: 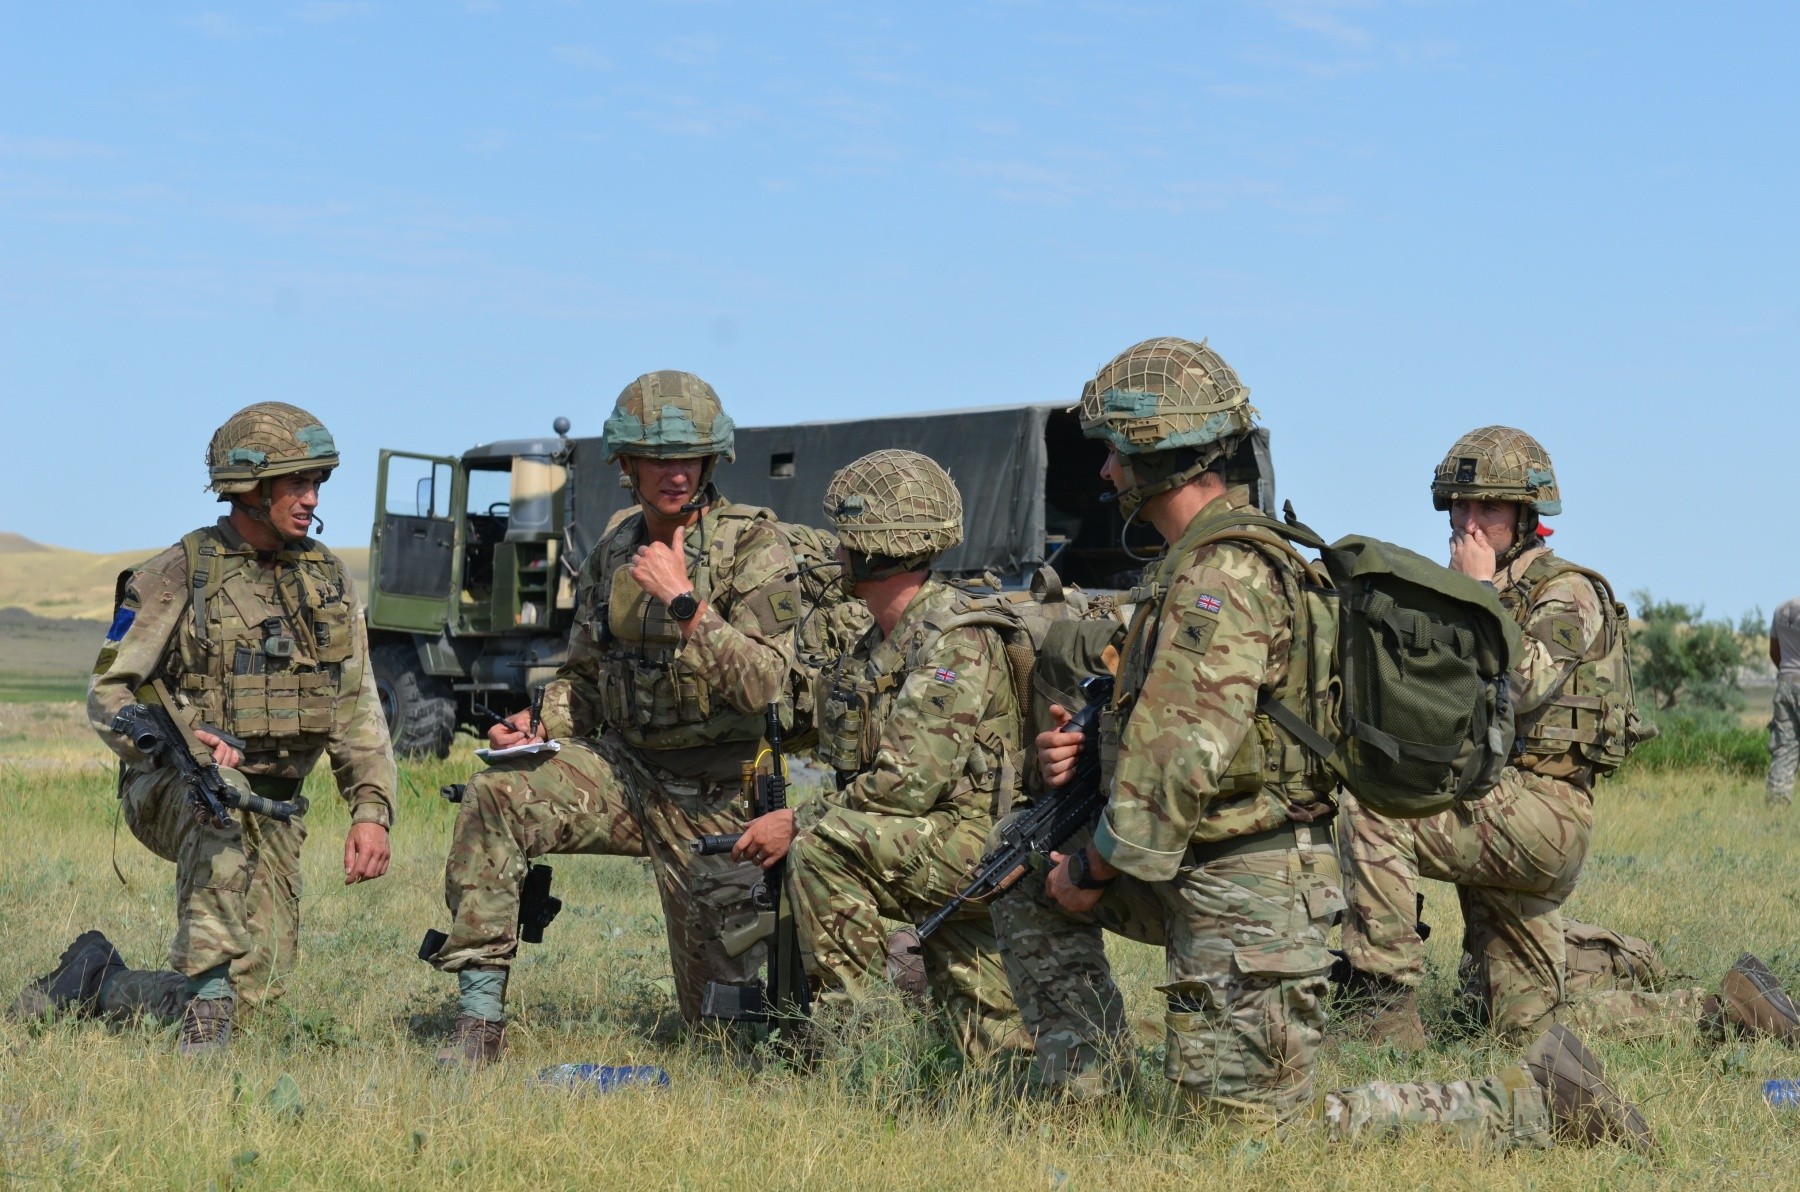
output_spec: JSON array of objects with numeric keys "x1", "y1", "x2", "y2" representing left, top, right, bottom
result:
[
  {"x1": 1495, "y1": 505, "x2": 1538, "y2": 570},
  {"x1": 234, "y1": 482, "x2": 313, "y2": 547}
]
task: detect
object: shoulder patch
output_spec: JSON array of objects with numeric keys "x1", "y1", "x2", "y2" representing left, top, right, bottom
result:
[
  {"x1": 105, "y1": 607, "x2": 136, "y2": 643},
  {"x1": 768, "y1": 590, "x2": 800, "y2": 624},
  {"x1": 1170, "y1": 608, "x2": 1219, "y2": 655},
  {"x1": 933, "y1": 668, "x2": 958, "y2": 685},
  {"x1": 1195, "y1": 593, "x2": 1223, "y2": 614}
]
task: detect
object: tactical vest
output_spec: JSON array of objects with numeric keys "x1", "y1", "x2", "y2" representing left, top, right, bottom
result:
[
  {"x1": 814, "y1": 581, "x2": 1020, "y2": 813},
  {"x1": 1111, "y1": 505, "x2": 1336, "y2": 843},
  {"x1": 589, "y1": 503, "x2": 774, "y2": 753},
  {"x1": 1499, "y1": 553, "x2": 1648, "y2": 781},
  {"x1": 167, "y1": 527, "x2": 357, "y2": 747}
]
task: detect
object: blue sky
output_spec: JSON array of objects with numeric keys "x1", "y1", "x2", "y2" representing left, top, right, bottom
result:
[{"x1": 1, "y1": 2, "x2": 1792, "y2": 619}]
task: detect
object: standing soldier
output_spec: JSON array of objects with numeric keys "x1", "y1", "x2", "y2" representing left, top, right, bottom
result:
[
  {"x1": 14, "y1": 403, "x2": 395, "y2": 1054},
  {"x1": 426, "y1": 370, "x2": 802, "y2": 1066},
  {"x1": 1337, "y1": 427, "x2": 1800, "y2": 1049},
  {"x1": 1767, "y1": 596, "x2": 1800, "y2": 807},
  {"x1": 731, "y1": 450, "x2": 1028, "y2": 1057},
  {"x1": 993, "y1": 340, "x2": 1650, "y2": 1152}
]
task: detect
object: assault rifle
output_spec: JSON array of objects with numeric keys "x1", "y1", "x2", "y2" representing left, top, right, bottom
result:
[
  {"x1": 109, "y1": 679, "x2": 304, "y2": 827},
  {"x1": 917, "y1": 674, "x2": 1114, "y2": 941},
  {"x1": 690, "y1": 703, "x2": 811, "y2": 1026}
]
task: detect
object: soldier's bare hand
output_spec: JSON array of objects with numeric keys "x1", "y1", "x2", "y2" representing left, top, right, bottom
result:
[
  {"x1": 344, "y1": 822, "x2": 390, "y2": 884},
  {"x1": 631, "y1": 526, "x2": 697, "y2": 607},
  {"x1": 195, "y1": 728, "x2": 243, "y2": 770},
  {"x1": 733, "y1": 809, "x2": 796, "y2": 869},
  {"x1": 1448, "y1": 529, "x2": 1497, "y2": 582},
  {"x1": 1045, "y1": 850, "x2": 1105, "y2": 914},
  {"x1": 1036, "y1": 704, "x2": 1083, "y2": 788},
  {"x1": 488, "y1": 710, "x2": 543, "y2": 748}
]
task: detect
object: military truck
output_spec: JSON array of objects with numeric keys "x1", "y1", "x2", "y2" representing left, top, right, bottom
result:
[{"x1": 366, "y1": 405, "x2": 1273, "y2": 757}]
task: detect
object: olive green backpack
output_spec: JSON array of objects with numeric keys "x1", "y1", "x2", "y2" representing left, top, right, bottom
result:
[{"x1": 1221, "y1": 504, "x2": 1524, "y2": 818}]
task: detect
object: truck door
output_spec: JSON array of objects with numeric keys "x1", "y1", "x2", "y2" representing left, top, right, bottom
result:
[{"x1": 368, "y1": 451, "x2": 461, "y2": 632}]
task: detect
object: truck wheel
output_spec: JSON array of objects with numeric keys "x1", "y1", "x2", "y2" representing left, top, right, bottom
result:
[{"x1": 372, "y1": 641, "x2": 456, "y2": 760}]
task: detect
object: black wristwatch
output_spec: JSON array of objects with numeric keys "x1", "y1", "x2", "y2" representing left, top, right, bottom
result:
[
  {"x1": 667, "y1": 591, "x2": 700, "y2": 622},
  {"x1": 1067, "y1": 847, "x2": 1115, "y2": 890}
]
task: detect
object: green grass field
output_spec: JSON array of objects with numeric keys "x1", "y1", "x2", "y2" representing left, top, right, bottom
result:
[{"x1": 2, "y1": 704, "x2": 1798, "y2": 1188}]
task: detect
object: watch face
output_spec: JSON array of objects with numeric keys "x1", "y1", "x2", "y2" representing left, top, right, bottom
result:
[{"x1": 669, "y1": 592, "x2": 699, "y2": 621}]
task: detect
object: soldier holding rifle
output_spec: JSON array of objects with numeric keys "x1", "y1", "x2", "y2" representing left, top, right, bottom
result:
[{"x1": 15, "y1": 404, "x2": 395, "y2": 1055}]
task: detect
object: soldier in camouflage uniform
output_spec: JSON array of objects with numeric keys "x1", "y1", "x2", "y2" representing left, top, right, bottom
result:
[
  {"x1": 15, "y1": 404, "x2": 396, "y2": 1055},
  {"x1": 991, "y1": 340, "x2": 1650, "y2": 1152},
  {"x1": 427, "y1": 371, "x2": 802, "y2": 1066},
  {"x1": 1767, "y1": 597, "x2": 1800, "y2": 806},
  {"x1": 733, "y1": 450, "x2": 1028, "y2": 1057},
  {"x1": 1337, "y1": 427, "x2": 1800, "y2": 1050}
]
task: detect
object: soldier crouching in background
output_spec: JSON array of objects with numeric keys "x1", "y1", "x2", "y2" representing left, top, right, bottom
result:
[
  {"x1": 1335, "y1": 427, "x2": 1800, "y2": 1052},
  {"x1": 14, "y1": 404, "x2": 395, "y2": 1055}
]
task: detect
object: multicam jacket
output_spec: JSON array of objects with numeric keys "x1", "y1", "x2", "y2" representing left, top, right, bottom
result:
[
  {"x1": 539, "y1": 496, "x2": 801, "y2": 781},
  {"x1": 809, "y1": 578, "x2": 1021, "y2": 823},
  {"x1": 88, "y1": 518, "x2": 396, "y2": 824},
  {"x1": 1092, "y1": 488, "x2": 1329, "y2": 882}
]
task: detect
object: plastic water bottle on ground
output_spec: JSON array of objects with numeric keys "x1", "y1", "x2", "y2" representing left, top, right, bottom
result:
[
  {"x1": 535, "y1": 1064, "x2": 670, "y2": 1094},
  {"x1": 1763, "y1": 1079, "x2": 1800, "y2": 1107}
]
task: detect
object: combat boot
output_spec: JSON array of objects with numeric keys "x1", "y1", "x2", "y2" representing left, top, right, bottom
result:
[
  {"x1": 177, "y1": 997, "x2": 234, "y2": 1057},
  {"x1": 1705, "y1": 953, "x2": 1800, "y2": 1045},
  {"x1": 12, "y1": 930, "x2": 125, "y2": 1020},
  {"x1": 437, "y1": 1015, "x2": 507, "y2": 1068},
  {"x1": 1523, "y1": 1024, "x2": 1654, "y2": 1154},
  {"x1": 1333, "y1": 967, "x2": 1428, "y2": 1052}
]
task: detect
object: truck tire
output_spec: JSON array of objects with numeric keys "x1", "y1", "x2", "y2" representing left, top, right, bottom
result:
[{"x1": 372, "y1": 640, "x2": 456, "y2": 760}]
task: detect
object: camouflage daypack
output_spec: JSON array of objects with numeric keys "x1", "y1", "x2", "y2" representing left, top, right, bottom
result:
[
  {"x1": 1501, "y1": 554, "x2": 1654, "y2": 779},
  {"x1": 1181, "y1": 503, "x2": 1523, "y2": 820}
]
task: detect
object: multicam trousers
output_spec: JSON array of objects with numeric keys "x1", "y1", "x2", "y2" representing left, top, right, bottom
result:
[
  {"x1": 431, "y1": 734, "x2": 764, "y2": 1026},
  {"x1": 787, "y1": 804, "x2": 1026, "y2": 1058},
  {"x1": 993, "y1": 819, "x2": 1549, "y2": 1146},
  {"x1": 1339, "y1": 773, "x2": 1703, "y2": 1042},
  {"x1": 993, "y1": 820, "x2": 1345, "y2": 1121},
  {"x1": 119, "y1": 764, "x2": 305, "y2": 1009},
  {"x1": 1769, "y1": 676, "x2": 1800, "y2": 806}
]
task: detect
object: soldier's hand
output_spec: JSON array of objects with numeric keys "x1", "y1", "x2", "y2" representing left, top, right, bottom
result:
[
  {"x1": 1448, "y1": 529, "x2": 1497, "y2": 583},
  {"x1": 488, "y1": 710, "x2": 544, "y2": 748},
  {"x1": 1036, "y1": 705, "x2": 1084, "y2": 788},
  {"x1": 631, "y1": 526, "x2": 699, "y2": 608},
  {"x1": 732, "y1": 809, "x2": 796, "y2": 869},
  {"x1": 1045, "y1": 850, "x2": 1106, "y2": 914},
  {"x1": 344, "y1": 822, "x2": 390, "y2": 884},
  {"x1": 195, "y1": 728, "x2": 244, "y2": 770}
]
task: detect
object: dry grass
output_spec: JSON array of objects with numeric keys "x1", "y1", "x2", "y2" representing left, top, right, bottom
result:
[{"x1": 2, "y1": 707, "x2": 1798, "y2": 1187}]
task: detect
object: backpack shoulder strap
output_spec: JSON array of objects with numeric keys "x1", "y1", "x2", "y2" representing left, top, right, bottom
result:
[{"x1": 179, "y1": 527, "x2": 231, "y2": 646}]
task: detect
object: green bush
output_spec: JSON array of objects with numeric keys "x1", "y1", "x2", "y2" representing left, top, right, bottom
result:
[{"x1": 1622, "y1": 715, "x2": 1767, "y2": 776}]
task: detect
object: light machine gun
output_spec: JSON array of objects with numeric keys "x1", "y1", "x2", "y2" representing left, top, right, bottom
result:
[
  {"x1": 917, "y1": 674, "x2": 1114, "y2": 941},
  {"x1": 109, "y1": 679, "x2": 304, "y2": 826}
]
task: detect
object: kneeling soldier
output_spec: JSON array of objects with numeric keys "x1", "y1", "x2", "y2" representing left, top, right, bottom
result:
[
  {"x1": 426, "y1": 371, "x2": 801, "y2": 1066},
  {"x1": 992, "y1": 337, "x2": 1650, "y2": 1153},
  {"x1": 733, "y1": 450, "x2": 1028, "y2": 1057},
  {"x1": 17, "y1": 403, "x2": 395, "y2": 1054}
]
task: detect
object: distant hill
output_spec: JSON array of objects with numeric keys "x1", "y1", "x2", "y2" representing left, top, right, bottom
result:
[
  {"x1": 0, "y1": 532, "x2": 50, "y2": 553},
  {"x1": 0, "y1": 532, "x2": 369, "y2": 621}
]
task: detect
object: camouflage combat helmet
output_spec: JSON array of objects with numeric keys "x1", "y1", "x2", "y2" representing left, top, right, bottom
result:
[
  {"x1": 602, "y1": 370, "x2": 736, "y2": 463},
  {"x1": 206, "y1": 402, "x2": 339, "y2": 497},
  {"x1": 1079, "y1": 337, "x2": 1258, "y2": 516},
  {"x1": 824, "y1": 449, "x2": 963, "y2": 583},
  {"x1": 1432, "y1": 426, "x2": 1562, "y2": 517}
]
